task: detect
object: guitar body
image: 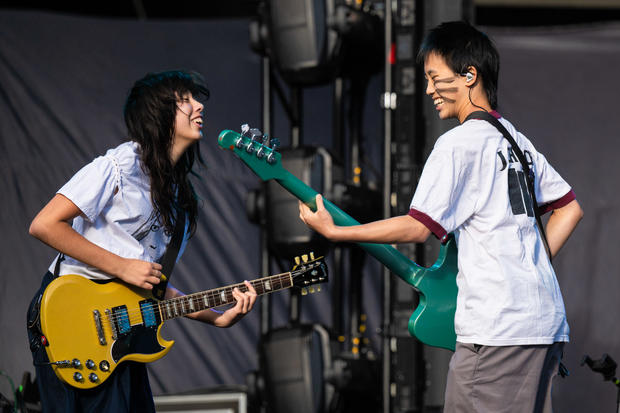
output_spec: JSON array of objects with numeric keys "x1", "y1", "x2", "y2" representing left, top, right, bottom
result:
[
  {"x1": 40, "y1": 275, "x2": 172, "y2": 390},
  {"x1": 218, "y1": 128, "x2": 459, "y2": 350},
  {"x1": 407, "y1": 236, "x2": 458, "y2": 350},
  {"x1": 38, "y1": 257, "x2": 327, "y2": 389}
]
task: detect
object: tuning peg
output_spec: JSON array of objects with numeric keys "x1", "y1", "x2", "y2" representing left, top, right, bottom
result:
[
  {"x1": 316, "y1": 285, "x2": 321, "y2": 292},
  {"x1": 236, "y1": 124, "x2": 250, "y2": 149},
  {"x1": 294, "y1": 256, "x2": 301, "y2": 265},
  {"x1": 245, "y1": 129, "x2": 262, "y2": 153},
  {"x1": 256, "y1": 133, "x2": 268, "y2": 159},
  {"x1": 302, "y1": 254, "x2": 308, "y2": 263},
  {"x1": 249, "y1": 128, "x2": 263, "y2": 142},
  {"x1": 301, "y1": 288, "x2": 308, "y2": 296},
  {"x1": 269, "y1": 137, "x2": 280, "y2": 149},
  {"x1": 267, "y1": 138, "x2": 280, "y2": 164},
  {"x1": 245, "y1": 138, "x2": 256, "y2": 154},
  {"x1": 309, "y1": 252, "x2": 315, "y2": 260},
  {"x1": 308, "y1": 286, "x2": 316, "y2": 294}
]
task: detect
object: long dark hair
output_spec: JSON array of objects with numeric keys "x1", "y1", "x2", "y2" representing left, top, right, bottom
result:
[
  {"x1": 417, "y1": 21, "x2": 500, "y2": 109},
  {"x1": 123, "y1": 70, "x2": 209, "y2": 237}
]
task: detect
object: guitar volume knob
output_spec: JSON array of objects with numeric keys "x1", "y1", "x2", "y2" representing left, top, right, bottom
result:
[
  {"x1": 73, "y1": 372, "x2": 83, "y2": 382},
  {"x1": 72, "y1": 359, "x2": 82, "y2": 368},
  {"x1": 99, "y1": 360, "x2": 110, "y2": 372},
  {"x1": 86, "y1": 359, "x2": 96, "y2": 370},
  {"x1": 89, "y1": 373, "x2": 99, "y2": 383}
]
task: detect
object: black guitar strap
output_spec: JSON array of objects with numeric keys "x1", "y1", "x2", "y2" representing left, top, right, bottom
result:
[
  {"x1": 53, "y1": 254, "x2": 64, "y2": 278},
  {"x1": 465, "y1": 111, "x2": 553, "y2": 263},
  {"x1": 152, "y1": 210, "x2": 186, "y2": 300}
]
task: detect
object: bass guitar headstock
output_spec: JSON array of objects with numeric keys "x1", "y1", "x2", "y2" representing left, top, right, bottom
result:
[
  {"x1": 218, "y1": 125, "x2": 284, "y2": 181},
  {"x1": 290, "y1": 252, "x2": 328, "y2": 295}
]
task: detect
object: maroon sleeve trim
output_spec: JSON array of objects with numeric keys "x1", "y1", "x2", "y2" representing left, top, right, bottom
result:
[
  {"x1": 408, "y1": 208, "x2": 449, "y2": 243},
  {"x1": 538, "y1": 190, "x2": 576, "y2": 215}
]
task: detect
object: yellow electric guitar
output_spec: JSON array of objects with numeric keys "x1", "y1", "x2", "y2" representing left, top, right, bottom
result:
[{"x1": 39, "y1": 254, "x2": 327, "y2": 389}]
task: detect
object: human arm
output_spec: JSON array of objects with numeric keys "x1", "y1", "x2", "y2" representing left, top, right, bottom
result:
[
  {"x1": 29, "y1": 193, "x2": 164, "y2": 289},
  {"x1": 544, "y1": 199, "x2": 583, "y2": 258},
  {"x1": 298, "y1": 194, "x2": 431, "y2": 244},
  {"x1": 165, "y1": 282, "x2": 257, "y2": 328}
]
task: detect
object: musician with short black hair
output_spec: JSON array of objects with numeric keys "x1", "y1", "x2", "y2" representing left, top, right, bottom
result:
[{"x1": 299, "y1": 21, "x2": 583, "y2": 412}]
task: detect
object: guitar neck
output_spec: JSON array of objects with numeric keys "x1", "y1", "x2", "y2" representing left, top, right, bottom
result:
[
  {"x1": 276, "y1": 170, "x2": 421, "y2": 286},
  {"x1": 158, "y1": 272, "x2": 292, "y2": 321}
]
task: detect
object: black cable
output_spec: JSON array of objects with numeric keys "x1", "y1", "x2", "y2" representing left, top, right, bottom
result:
[{"x1": 468, "y1": 84, "x2": 488, "y2": 113}]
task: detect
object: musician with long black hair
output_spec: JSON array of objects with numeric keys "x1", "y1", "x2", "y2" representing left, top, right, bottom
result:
[{"x1": 26, "y1": 70, "x2": 257, "y2": 412}]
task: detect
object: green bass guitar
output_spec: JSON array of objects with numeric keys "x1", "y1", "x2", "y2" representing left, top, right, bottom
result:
[{"x1": 218, "y1": 126, "x2": 458, "y2": 351}]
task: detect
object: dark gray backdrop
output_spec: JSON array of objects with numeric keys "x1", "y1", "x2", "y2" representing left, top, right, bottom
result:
[{"x1": 1, "y1": 10, "x2": 619, "y2": 413}]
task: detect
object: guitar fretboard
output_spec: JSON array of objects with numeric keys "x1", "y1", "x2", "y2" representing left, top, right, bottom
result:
[{"x1": 158, "y1": 272, "x2": 293, "y2": 321}]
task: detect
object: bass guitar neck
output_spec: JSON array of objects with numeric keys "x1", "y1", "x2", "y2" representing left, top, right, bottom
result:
[{"x1": 218, "y1": 127, "x2": 459, "y2": 351}]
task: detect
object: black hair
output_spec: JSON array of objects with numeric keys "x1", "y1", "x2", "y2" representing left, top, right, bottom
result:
[
  {"x1": 417, "y1": 21, "x2": 499, "y2": 109},
  {"x1": 123, "y1": 70, "x2": 210, "y2": 237}
]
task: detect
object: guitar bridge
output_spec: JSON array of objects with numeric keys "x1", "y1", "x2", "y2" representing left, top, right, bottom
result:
[
  {"x1": 105, "y1": 308, "x2": 118, "y2": 340},
  {"x1": 93, "y1": 310, "x2": 107, "y2": 345}
]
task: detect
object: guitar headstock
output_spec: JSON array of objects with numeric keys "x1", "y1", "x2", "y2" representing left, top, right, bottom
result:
[
  {"x1": 218, "y1": 125, "x2": 284, "y2": 181},
  {"x1": 290, "y1": 252, "x2": 329, "y2": 295}
]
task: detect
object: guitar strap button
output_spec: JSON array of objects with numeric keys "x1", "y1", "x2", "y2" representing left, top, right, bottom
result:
[{"x1": 40, "y1": 335, "x2": 49, "y2": 346}]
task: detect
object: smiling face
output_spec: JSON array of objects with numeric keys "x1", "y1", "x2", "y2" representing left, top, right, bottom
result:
[
  {"x1": 424, "y1": 52, "x2": 471, "y2": 122},
  {"x1": 169, "y1": 92, "x2": 205, "y2": 164},
  {"x1": 173, "y1": 92, "x2": 204, "y2": 144}
]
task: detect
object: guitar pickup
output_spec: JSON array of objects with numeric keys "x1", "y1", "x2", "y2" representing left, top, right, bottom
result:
[
  {"x1": 110, "y1": 305, "x2": 131, "y2": 337},
  {"x1": 139, "y1": 299, "x2": 159, "y2": 328}
]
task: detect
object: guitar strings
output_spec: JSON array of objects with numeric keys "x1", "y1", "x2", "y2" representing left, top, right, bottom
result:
[
  {"x1": 101, "y1": 263, "x2": 317, "y2": 326},
  {"x1": 101, "y1": 272, "x2": 294, "y2": 327},
  {"x1": 102, "y1": 264, "x2": 320, "y2": 326},
  {"x1": 102, "y1": 276, "x2": 285, "y2": 324},
  {"x1": 102, "y1": 274, "x2": 292, "y2": 328}
]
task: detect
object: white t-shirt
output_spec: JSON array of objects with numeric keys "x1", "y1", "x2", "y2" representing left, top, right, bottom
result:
[
  {"x1": 49, "y1": 141, "x2": 189, "y2": 280},
  {"x1": 409, "y1": 113, "x2": 574, "y2": 346}
]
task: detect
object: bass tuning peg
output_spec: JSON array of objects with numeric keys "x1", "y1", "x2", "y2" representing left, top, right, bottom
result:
[
  {"x1": 256, "y1": 133, "x2": 268, "y2": 159},
  {"x1": 267, "y1": 138, "x2": 280, "y2": 164}
]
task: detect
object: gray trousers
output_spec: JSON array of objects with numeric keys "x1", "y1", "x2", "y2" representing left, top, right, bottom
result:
[{"x1": 444, "y1": 342, "x2": 565, "y2": 413}]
